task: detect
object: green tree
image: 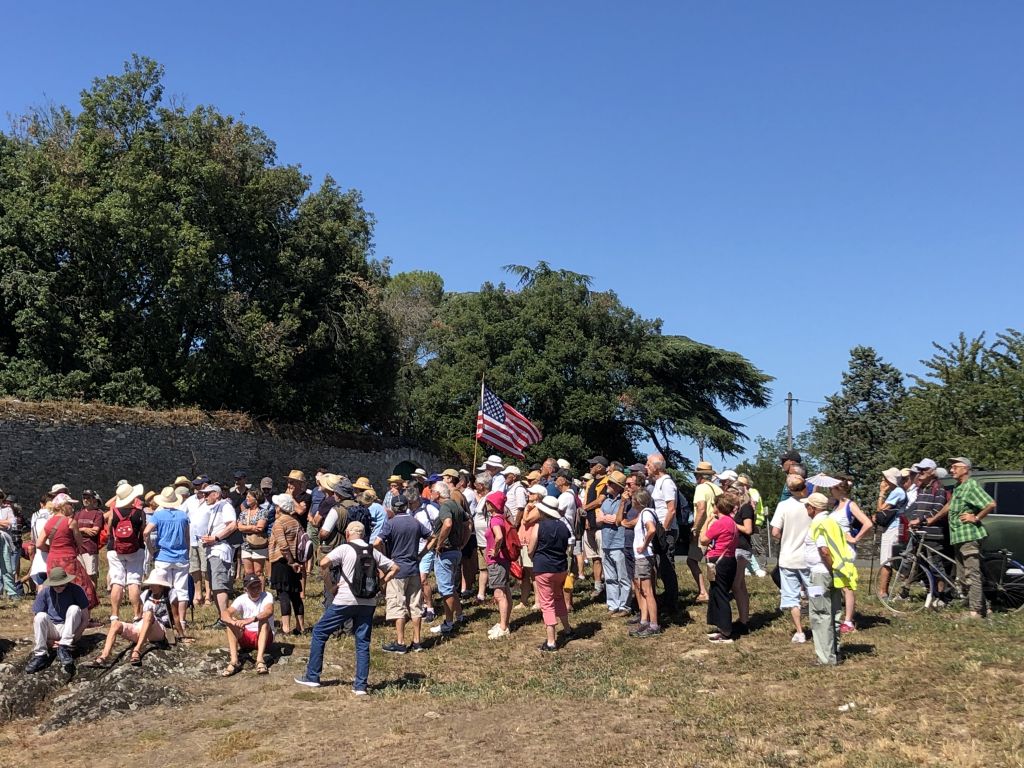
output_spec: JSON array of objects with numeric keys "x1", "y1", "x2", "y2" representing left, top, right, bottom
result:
[
  {"x1": 0, "y1": 56, "x2": 397, "y2": 428},
  {"x1": 808, "y1": 346, "x2": 905, "y2": 502},
  {"x1": 405, "y1": 264, "x2": 772, "y2": 467},
  {"x1": 897, "y1": 331, "x2": 1024, "y2": 470}
]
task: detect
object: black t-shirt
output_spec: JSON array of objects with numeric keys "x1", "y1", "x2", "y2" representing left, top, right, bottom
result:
[
  {"x1": 733, "y1": 503, "x2": 754, "y2": 551},
  {"x1": 533, "y1": 517, "x2": 570, "y2": 575},
  {"x1": 292, "y1": 490, "x2": 313, "y2": 528},
  {"x1": 228, "y1": 486, "x2": 248, "y2": 511}
]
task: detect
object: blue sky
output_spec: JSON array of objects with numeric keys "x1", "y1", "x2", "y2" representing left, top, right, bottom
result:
[{"x1": 4, "y1": 3, "x2": 1022, "y2": 462}]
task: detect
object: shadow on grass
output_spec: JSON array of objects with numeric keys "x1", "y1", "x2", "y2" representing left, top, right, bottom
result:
[
  {"x1": 746, "y1": 609, "x2": 779, "y2": 633},
  {"x1": 856, "y1": 614, "x2": 891, "y2": 630},
  {"x1": 565, "y1": 620, "x2": 601, "y2": 642},
  {"x1": 840, "y1": 642, "x2": 876, "y2": 660},
  {"x1": 371, "y1": 672, "x2": 428, "y2": 692}
]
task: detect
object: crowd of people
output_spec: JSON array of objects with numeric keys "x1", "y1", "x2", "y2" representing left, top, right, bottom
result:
[{"x1": 0, "y1": 449, "x2": 994, "y2": 691}]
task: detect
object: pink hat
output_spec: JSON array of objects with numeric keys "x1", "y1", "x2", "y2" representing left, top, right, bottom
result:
[{"x1": 485, "y1": 491, "x2": 506, "y2": 511}]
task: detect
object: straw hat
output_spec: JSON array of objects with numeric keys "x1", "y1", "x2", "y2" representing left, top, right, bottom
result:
[
  {"x1": 283, "y1": 469, "x2": 307, "y2": 484},
  {"x1": 114, "y1": 482, "x2": 145, "y2": 509},
  {"x1": 353, "y1": 476, "x2": 374, "y2": 492},
  {"x1": 387, "y1": 475, "x2": 403, "y2": 484},
  {"x1": 154, "y1": 486, "x2": 181, "y2": 509},
  {"x1": 173, "y1": 475, "x2": 193, "y2": 491},
  {"x1": 695, "y1": 461, "x2": 715, "y2": 476},
  {"x1": 143, "y1": 570, "x2": 173, "y2": 589},
  {"x1": 318, "y1": 473, "x2": 344, "y2": 493},
  {"x1": 606, "y1": 470, "x2": 628, "y2": 487}
]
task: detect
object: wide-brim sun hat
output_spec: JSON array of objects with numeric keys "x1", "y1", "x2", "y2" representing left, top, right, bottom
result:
[
  {"x1": 42, "y1": 567, "x2": 74, "y2": 588},
  {"x1": 538, "y1": 496, "x2": 561, "y2": 519},
  {"x1": 143, "y1": 571, "x2": 173, "y2": 589},
  {"x1": 114, "y1": 482, "x2": 145, "y2": 509},
  {"x1": 154, "y1": 486, "x2": 181, "y2": 508},
  {"x1": 882, "y1": 467, "x2": 902, "y2": 486},
  {"x1": 284, "y1": 469, "x2": 307, "y2": 484}
]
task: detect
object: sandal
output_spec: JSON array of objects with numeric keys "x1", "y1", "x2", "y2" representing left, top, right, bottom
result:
[
  {"x1": 88, "y1": 656, "x2": 110, "y2": 668},
  {"x1": 255, "y1": 661, "x2": 269, "y2": 675},
  {"x1": 130, "y1": 650, "x2": 142, "y2": 667},
  {"x1": 221, "y1": 662, "x2": 242, "y2": 677}
]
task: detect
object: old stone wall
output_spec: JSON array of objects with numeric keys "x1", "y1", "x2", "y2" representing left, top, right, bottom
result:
[{"x1": 0, "y1": 400, "x2": 443, "y2": 502}]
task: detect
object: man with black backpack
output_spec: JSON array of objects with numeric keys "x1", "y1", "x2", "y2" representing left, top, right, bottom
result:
[{"x1": 295, "y1": 521, "x2": 398, "y2": 695}]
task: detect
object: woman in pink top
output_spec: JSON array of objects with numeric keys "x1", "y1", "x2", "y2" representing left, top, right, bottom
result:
[
  {"x1": 700, "y1": 493, "x2": 739, "y2": 644},
  {"x1": 38, "y1": 493, "x2": 99, "y2": 608},
  {"x1": 482, "y1": 491, "x2": 512, "y2": 639}
]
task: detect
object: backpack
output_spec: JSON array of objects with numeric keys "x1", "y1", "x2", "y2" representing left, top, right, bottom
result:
[
  {"x1": 295, "y1": 529, "x2": 314, "y2": 563},
  {"x1": 643, "y1": 509, "x2": 669, "y2": 556},
  {"x1": 875, "y1": 492, "x2": 907, "y2": 529},
  {"x1": 113, "y1": 509, "x2": 138, "y2": 554},
  {"x1": 347, "y1": 503, "x2": 373, "y2": 542},
  {"x1": 498, "y1": 516, "x2": 522, "y2": 562},
  {"x1": 339, "y1": 542, "x2": 380, "y2": 599},
  {"x1": 450, "y1": 503, "x2": 472, "y2": 549},
  {"x1": 677, "y1": 490, "x2": 693, "y2": 526}
]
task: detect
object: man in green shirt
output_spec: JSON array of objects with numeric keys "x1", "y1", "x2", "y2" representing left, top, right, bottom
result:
[{"x1": 922, "y1": 457, "x2": 995, "y2": 617}]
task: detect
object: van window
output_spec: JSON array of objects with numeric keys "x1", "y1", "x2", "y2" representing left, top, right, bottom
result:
[{"x1": 994, "y1": 481, "x2": 1024, "y2": 516}]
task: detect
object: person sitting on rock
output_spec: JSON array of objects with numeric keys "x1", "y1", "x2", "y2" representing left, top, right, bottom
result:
[
  {"x1": 25, "y1": 566, "x2": 90, "y2": 675},
  {"x1": 221, "y1": 573, "x2": 275, "y2": 676},
  {"x1": 91, "y1": 571, "x2": 174, "y2": 668}
]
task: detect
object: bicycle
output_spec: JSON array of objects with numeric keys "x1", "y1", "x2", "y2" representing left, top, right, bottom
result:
[{"x1": 879, "y1": 525, "x2": 1024, "y2": 615}]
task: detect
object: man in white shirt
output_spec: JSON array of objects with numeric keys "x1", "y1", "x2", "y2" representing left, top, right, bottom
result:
[
  {"x1": 184, "y1": 475, "x2": 211, "y2": 607},
  {"x1": 198, "y1": 485, "x2": 237, "y2": 627},
  {"x1": 220, "y1": 573, "x2": 274, "y2": 676},
  {"x1": 503, "y1": 467, "x2": 527, "y2": 525},
  {"x1": 646, "y1": 453, "x2": 679, "y2": 610},
  {"x1": 770, "y1": 475, "x2": 812, "y2": 643},
  {"x1": 295, "y1": 521, "x2": 398, "y2": 694},
  {"x1": 477, "y1": 455, "x2": 506, "y2": 492}
]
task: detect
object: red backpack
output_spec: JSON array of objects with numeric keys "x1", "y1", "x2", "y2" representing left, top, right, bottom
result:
[
  {"x1": 499, "y1": 517, "x2": 522, "y2": 562},
  {"x1": 113, "y1": 509, "x2": 138, "y2": 554}
]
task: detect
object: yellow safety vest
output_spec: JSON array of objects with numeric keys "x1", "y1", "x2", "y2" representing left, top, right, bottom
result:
[
  {"x1": 810, "y1": 515, "x2": 858, "y2": 590},
  {"x1": 750, "y1": 488, "x2": 765, "y2": 527}
]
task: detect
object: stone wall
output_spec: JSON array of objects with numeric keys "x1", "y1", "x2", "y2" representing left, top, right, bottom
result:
[{"x1": 0, "y1": 399, "x2": 443, "y2": 501}]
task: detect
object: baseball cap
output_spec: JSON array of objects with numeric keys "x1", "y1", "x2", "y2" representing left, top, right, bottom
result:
[
  {"x1": 587, "y1": 455, "x2": 608, "y2": 468},
  {"x1": 243, "y1": 574, "x2": 262, "y2": 588},
  {"x1": 779, "y1": 449, "x2": 802, "y2": 464},
  {"x1": 948, "y1": 457, "x2": 972, "y2": 469},
  {"x1": 916, "y1": 458, "x2": 937, "y2": 471},
  {"x1": 260, "y1": 476, "x2": 274, "y2": 488}
]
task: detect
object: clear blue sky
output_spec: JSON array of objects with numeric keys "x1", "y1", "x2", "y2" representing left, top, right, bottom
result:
[{"x1": 4, "y1": 3, "x2": 1022, "y2": 463}]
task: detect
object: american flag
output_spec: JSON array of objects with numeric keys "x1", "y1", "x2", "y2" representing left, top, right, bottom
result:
[{"x1": 476, "y1": 386, "x2": 542, "y2": 458}]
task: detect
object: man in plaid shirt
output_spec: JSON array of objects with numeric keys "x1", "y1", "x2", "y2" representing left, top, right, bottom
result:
[{"x1": 922, "y1": 457, "x2": 995, "y2": 617}]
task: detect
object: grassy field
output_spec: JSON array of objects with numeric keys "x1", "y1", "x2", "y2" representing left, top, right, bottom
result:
[{"x1": 1, "y1": 566, "x2": 1023, "y2": 768}]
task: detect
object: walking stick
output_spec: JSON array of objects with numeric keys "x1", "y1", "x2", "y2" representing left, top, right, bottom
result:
[{"x1": 867, "y1": 527, "x2": 878, "y2": 597}]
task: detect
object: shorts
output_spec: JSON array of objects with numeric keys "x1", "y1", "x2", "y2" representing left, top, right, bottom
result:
[
  {"x1": 419, "y1": 550, "x2": 435, "y2": 575},
  {"x1": 735, "y1": 548, "x2": 752, "y2": 563},
  {"x1": 635, "y1": 554, "x2": 656, "y2": 580},
  {"x1": 154, "y1": 560, "x2": 190, "y2": 603},
  {"x1": 583, "y1": 528, "x2": 603, "y2": 560},
  {"x1": 434, "y1": 550, "x2": 462, "y2": 597},
  {"x1": 487, "y1": 563, "x2": 510, "y2": 590},
  {"x1": 241, "y1": 547, "x2": 268, "y2": 561},
  {"x1": 107, "y1": 549, "x2": 145, "y2": 587},
  {"x1": 779, "y1": 567, "x2": 810, "y2": 609},
  {"x1": 477, "y1": 548, "x2": 488, "y2": 570},
  {"x1": 78, "y1": 552, "x2": 99, "y2": 576},
  {"x1": 239, "y1": 627, "x2": 271, "y2": 650},
  {"x1": 207, "y1": 556, "x2": 234, "y2": 592},
  {"x1": 119, "y1": 619, "x2": 167, "y2": 643},
  {"x1": 880, "y1": 524, "x2": 899, "y2": 563},
  {"x1": 189, "y1": 545, "x2": 208, "y2": 573},
  {"x1": 385, "y1": 576, "x2": 424, "y2": 621}
]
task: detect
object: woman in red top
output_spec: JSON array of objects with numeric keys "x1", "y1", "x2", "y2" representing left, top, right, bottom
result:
[
  {"x1": 38, "y1": 492, "x2": 99, "y2": 608},
  {"x1": 700, "y1": 492, "x2": 739, "y2": 644}
]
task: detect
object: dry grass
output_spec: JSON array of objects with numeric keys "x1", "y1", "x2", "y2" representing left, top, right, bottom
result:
[{"x1": 2, "y1": 567, "x2": 1023, "y2": 768}]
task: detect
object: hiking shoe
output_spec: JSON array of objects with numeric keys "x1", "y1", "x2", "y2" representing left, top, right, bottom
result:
[
  {"x1": 791, "y1": 631, "x2": 807, "y2": 644},
  {"x1": 637, "y1": 626, "x2": 663, "y2": 638},
  {"x1": 352, "y1": 688, "x2": 368, "y2": 696},
  {"x1": 409, "y1": 642, "x2": 425, "y2": 653},
  {"x1": 24, "y1": 652, "x2": 52, "y2": 675},
  {"x1": 629, "y1": 623, "x2": 650, "y2": 637},
  {"x1": 382, "y1": 642, "x2": 408, "y2": 654},
  {"x1": 537, "y1": 642, "x2": 557, "y2": 653},
  {"x1": 429, "y1": 621, "x2": 454, "y2": 635},
  {"x1": 56, "y1": 646, "x2": 74, "y2": 671},
  {"x1": 293, "y1": 676, "x2": 321, "y2": 688}
]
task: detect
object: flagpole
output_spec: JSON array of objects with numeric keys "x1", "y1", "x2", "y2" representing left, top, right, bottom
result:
[{"x1": 472, "y1": 373, "x2": 485, "y2": 473}]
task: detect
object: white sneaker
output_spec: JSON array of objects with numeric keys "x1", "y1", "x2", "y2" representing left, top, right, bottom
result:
[
  {"x1": 755, "y1": 569, "x2": 767, "y2": 578},
  {"x1": 791, "y1": 631, "x2": 807, "y2": 644},
  {"x1": 488, "y1": 627, "x2": 510, "y2": 640},
  {"x1": 487, "y1": 622, "x2": 501, "y2": 636}
]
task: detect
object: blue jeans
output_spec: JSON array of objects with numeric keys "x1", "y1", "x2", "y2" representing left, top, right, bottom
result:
[
  {"x1": 0, "y1": 533, "x2": 18, "y2": 597},
  {"x1": 304, "y1": 603, "x2": 375, "y2": 690},
  {"x1": 434, "y1": 550, "x2": 462, "y2": 598},
  {"x1": 602, "y1": 548, "x2": 631, "y2": 611}
]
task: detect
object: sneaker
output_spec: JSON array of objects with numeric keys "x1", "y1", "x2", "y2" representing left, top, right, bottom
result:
[
  {"x1": 708, "y1": 633, "x2": 734, "y2": 644},
  {"x1": 487, "y1": 627, "x2": 510, "y2": 640},
  {"x1": 429, "y1": 621, "x2": 454, "y2": 635},
  {"x1": 637, "y1": 625, "x2": 663, "y2": 638},
  {"x1": 755, "y1": 569, "x2": 767, "y2": 578},
  {"x1": 628, "y1": 623, "x2": 650, "y2": 637},
  {"x1": 56, "y1": 646, "x2": 75, "y2": 672},
  {"x1": 211, "y1": 619, "x2": 227, "y2": 630},
  {"x1": 422, "y1": 610, "x2": 436, "y2": 623},
  {"x1": 352, "y1": 688, "x2": 368, "y2": 696},
  {"x1": 24, "y1": 652, "x2": 52, "y2": 675},
  {"x1": 382, "y1": 642, "x2": 408, "y2": 655},
  {"x1": 409, "y1": 642, "x2": 425, "y2": 653},
  {"x1": 839, "y1": 621, "x2": 855, "y2": 635},
  {"x1": 537, "y1": 642, "x2": 557, "y2": 653},
  {"x1": 294, "y1": 676, "x2": 321, "y2": 688},
  {"x1": 791, "y1": 631, "x2": 807, "y2": 644}
]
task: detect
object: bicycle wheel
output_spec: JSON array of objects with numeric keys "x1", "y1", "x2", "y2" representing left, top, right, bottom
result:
[
  {"x1": 987, "y1": 559, "x2": 1024, "y2": 613},
  {"x1": 880, "y1": 555, "x2": 934, "y2": 614}
]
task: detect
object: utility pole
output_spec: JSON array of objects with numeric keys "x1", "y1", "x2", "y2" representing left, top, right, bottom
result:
[{"x1": 786, "y1": 392, "x2": 794, "y2": 450}]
